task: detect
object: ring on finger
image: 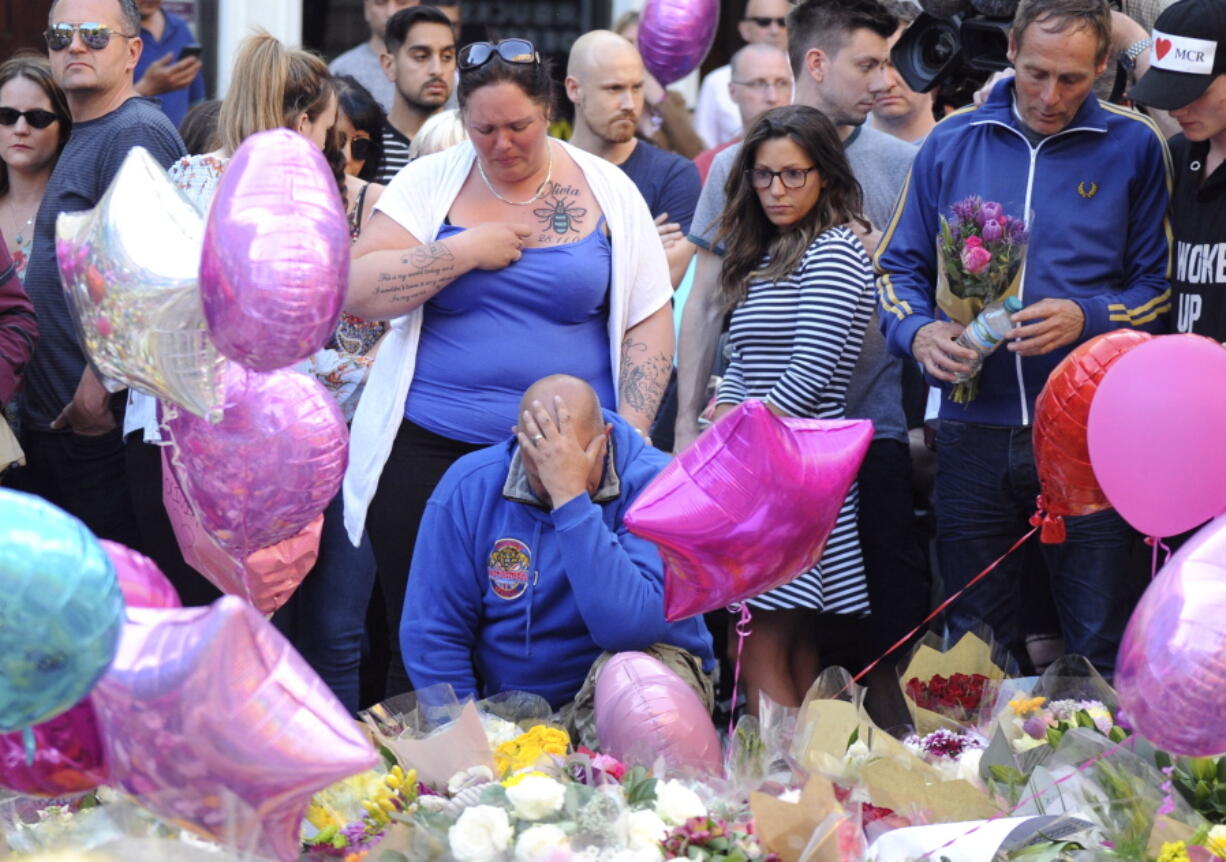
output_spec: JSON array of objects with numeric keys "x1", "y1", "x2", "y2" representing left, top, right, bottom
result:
[{"x1": 531, "y1": 433, "x2": 544, "y2": 441}]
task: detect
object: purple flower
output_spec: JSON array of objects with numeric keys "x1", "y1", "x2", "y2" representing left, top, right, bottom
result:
[
  {"x1": 981, "y1": 219, "x2": 1004, "y2": 242},
  {"x1": 1007, "y1": 218, "x2": 1029, "y2": 243},
  {"x1": 950, "y1": 196, "x2": 982, "y2": 223},
  {"x1": 961, "y1": 245, "x2": 992, "y2": 275},
  {"x1": 976, "y1": 201, "x2": 1005, "y2": 227},
  {"x1": 1022, "y1": 714, "x2": 1052, "y2": 739}
]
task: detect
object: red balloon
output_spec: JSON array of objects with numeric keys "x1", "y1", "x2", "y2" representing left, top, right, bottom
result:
[
  {"x1": 625, "y1": 401, "x2": 872, "y2": 620},
  {"x1": 1031, "y1": 329, "x2": 1151, "y2": 542}
]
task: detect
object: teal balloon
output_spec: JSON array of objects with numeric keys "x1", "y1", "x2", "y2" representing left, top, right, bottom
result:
[{"x1": 0, "y1": 489, "x2": 124, "y2": 732}]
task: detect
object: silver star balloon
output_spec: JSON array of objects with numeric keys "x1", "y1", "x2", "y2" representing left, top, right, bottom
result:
[{"x1": 56, "y1": 147, "x2": 224, "y2": 422}]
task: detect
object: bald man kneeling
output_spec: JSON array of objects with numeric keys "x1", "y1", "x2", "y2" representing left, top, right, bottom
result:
[{"x1": 402, "y1": 374, "x2": 716, "y2": 745}]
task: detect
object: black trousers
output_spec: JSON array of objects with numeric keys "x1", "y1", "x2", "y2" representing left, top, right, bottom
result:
[{"x1": 365, "y1": 419, "x2": 483, "y2": 698}]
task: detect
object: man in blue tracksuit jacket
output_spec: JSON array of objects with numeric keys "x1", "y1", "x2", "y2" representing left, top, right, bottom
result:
[
  {"x1": 875, "y1": 0, "x2": 1172, "y2": 675},
  {"x1": 402, "y1": 375, "x2": 715, "y2": 737}
]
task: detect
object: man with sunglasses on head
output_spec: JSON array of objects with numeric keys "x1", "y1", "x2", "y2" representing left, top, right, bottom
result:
[
  {"x1": 373, "y1": 5, "x2": 457, "y2": 183},
  {"x1": 693, "y1": 0, "x2": 790, "y2": 151},
  {"x1": 9, "y1": 0, "x2": 184, "y2": 547}
]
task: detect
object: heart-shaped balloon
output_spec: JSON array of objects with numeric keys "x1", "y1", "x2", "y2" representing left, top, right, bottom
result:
[
  {"x1": 164, "y1": 362, "x2": 348, "y2": 557},
  {"x1": 639, "y1": 0, "x2": 720, "y2": 86},
  {"x1": 1088, "y1": 334, "x2": 1226, "y2": 538},
  {"x1": 1116, "y1": 512, "x2": 1226, "y2": 756},
  {"x1": 200, "y1": 128, "x2": 349, "y2": 372},
  {"x1": 101, "y1": 540, "x2": 183, "y2": 609},
  {"x1": 1031, "y1": 329, "x2": 1151, "y2": 542},
  {"x1": 625, "y1": 400, "x2": 873, "y2": 621},
  {"x1": 91, "y1": 597, "x2": 378, "y2": 861},
  {"x1": 55, "y1": 147, "x2": 224, "y2": 421}
]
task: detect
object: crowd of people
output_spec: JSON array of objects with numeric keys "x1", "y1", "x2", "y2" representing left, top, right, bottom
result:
[{"x1": 0, "y1": 0, "x2": 1222, "y2": 737}]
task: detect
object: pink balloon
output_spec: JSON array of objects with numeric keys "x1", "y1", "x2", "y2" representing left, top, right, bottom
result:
[
  {"x1": 200, "y1": 128, "x2": 348, "y2": 371},
  {"x1": 1087, "y1": 334, "x2": 1226, "y2": 537},
  {"x1": 164, "y1": 362, "x2": 347, "y2": 557},
  {"x1": 91, "y1": 597, "x2": 378, "y2": 861},
  {"x1": 625, "y1": 401, "x2": 873, "y2": 621},
  {"x1": 100, "y1": 540, "x2": 182, "y2": 609},
  {"x1": 1116, "y1": 513, "x2": 1226, "y2": 755},
  {"x1": 0, "y1": 701, "x2": 108, "y2": 797},
  {"x1": 639, "y1": 0, "x2": 720, "y2": 86},
  {"x1": 594, "y1": 651, "x2": 722, "y2": 773}
]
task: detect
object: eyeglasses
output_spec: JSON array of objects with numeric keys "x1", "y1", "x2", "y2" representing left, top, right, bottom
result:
[
  {"x1": 743, "y1": 16, "x2": 787, "y2": 28},
  {"x1": 0, "y1": 108, "x2": 60, "y2": 129},
  {"x1": 731, "y1": 78, "x2": 792, "y2": 92},
  {"x1": 44, "y1": 22, "x2": 136, "y2": 52},
  {"x1": 458, "y1": 39, "x2": 538, "y2": 72},
  {"x1": 746, "y1": 166, "x2": 817, "y2": 189}
]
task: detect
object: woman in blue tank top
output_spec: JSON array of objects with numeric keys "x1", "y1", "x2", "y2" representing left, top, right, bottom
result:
[{"x1": 342, "y1": 38, "x2": 676, "y2": 697}]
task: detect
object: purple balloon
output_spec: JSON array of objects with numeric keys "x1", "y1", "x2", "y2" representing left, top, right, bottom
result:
[
  {"x1": 0, "y1": 701, "x2": 108, "y2": 797},
  {"x1": 639, "y1": 0, "x2": 720, "y2": 86},
  {"x1": 91, "y1": 597, "x2": 378, "y2": 861},
  {"x1": 625, "y1": 401, "x2": 873, "y2": 621},
  {"x1": 100, "y1": 540, "x2": 182, "y2": 609},
  {"x1": 595, "y1": 651, "x2": 722, "y2": 773},
  {"x1": 1116, "y1": 512, "x2": 1226, "y2": 756},
  {"x1": 200, "y1": 128, "x2": 349, "y2": 372},
  {"x1": 165, "y1": 362, "x2": 348, "y2": 557}
]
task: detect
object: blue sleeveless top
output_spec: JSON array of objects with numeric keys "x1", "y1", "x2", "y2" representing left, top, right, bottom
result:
[{"x1": 405, "y1": 219, "x2": 616, "y2": 444}]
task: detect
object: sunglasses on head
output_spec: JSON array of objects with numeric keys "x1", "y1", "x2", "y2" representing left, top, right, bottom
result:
[
  {"x1": 44, "y1": 22, "x2": 135, "y2": 52},
  {"x1": 0, "y1": 107, "x2": 60, "y2": 129},
  {"x1": 744, "y1": 16, "x2": 787, "y2": 27},
  {"x1": 458, "y1": 39, "x2": 538, "y2": 72}
]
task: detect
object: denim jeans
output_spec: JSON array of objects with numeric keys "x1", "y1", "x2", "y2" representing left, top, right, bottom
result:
[
  {"x1": 273, "y1": 491, "x2": 376, "y2": 714},
  {"x1": 934, "y1": 420, "x2": 1145, "y2": 676}
]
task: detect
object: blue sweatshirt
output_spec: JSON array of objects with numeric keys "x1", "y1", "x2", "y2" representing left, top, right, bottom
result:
[
  {"x1": 876, "y1": 80, "x2": 1172, "y2": 427},
  {"x1": 402, "y1": 411, "x2": 715, "y2": 709}
]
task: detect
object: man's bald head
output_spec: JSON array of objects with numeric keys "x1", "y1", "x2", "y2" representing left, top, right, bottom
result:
[
  {"x1": 567, "y1": 29, "x2": 642, "y2": 82},
  {"x1": 518, "y1": 375, "x2": 604, "y2": 438},
  {"x1": 728, "y1": 43, "x2": 793, "y2": 129}
]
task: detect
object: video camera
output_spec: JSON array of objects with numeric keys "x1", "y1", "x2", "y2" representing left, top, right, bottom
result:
[{"x1": 890, "y1": 0, "x2": 1020, "y2": 93}]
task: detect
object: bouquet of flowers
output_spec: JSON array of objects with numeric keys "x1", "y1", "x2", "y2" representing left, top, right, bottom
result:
[
  {"x1": 935, "y1": 196, "x2": 1030, "y2": 402},
  {"x1": 898, "y1": 632, "x2": 1011, "y2": 734}
]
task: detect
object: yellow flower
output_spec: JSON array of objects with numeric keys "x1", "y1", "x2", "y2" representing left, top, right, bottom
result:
[
  {"x1": 502, "y1": 770, "x2": 550, "y2": 788},
  {"x1": 306, "y1": 802, "x2": 343, "y2": 831},
  {"x1": 494, "y1": 726, "x2": 571, "y2": 776},
  {"x1": 1206, "y1": 824, "x2": 1226, "y2": 858},
  {"x1": 1008, "y1": 696, "x2": 1047, "y2": 717},
  {"x1": 1157, "y1": 840, "x2": 1190, "y2": 862}
]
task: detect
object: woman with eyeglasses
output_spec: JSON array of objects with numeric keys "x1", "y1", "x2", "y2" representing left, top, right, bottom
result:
[
  {"x1": 710, "y1": 105, "x2": 875, "y2": 716},
  {"x1": 343, "y1": 38, "x2": 675, "y2": 698},
  {"x1": 0, "y1": 55, "x2": 70, "y2": 281}
]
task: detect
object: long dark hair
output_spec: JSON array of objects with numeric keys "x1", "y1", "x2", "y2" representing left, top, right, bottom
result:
[
  {"x1": 714, "y1": 105, "x2": 867, "y2": 312},
  {"x1": 333, "y1": 75, "x2": 384, "y2": 183},
  {"x1": 0, "y1": 53, "x2": 71, "y2": 198}
]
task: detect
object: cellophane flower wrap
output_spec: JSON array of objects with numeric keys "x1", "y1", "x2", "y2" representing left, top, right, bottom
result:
[{"x1": 935, "y1": 196, "x2": 1030, "y2": 403}]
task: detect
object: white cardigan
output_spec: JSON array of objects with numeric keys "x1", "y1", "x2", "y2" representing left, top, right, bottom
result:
[{"x1": 343, "y1": 139, "x2": 672, "y2": 543}]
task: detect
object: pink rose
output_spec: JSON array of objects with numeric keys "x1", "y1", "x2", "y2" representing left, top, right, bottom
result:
[
  {"x1": 961, "y1": 245, "x2": 992, "y2": 274},
  {"x1": 963, "y1": 235, "x2": 983, "y2": 249},
  {"x1": 591, "y1": 753, "x2": 626, "y2": 780}
]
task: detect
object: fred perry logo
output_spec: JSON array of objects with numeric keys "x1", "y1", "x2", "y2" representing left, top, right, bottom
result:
[
  {"x1": 487, "y1": 538, "x2": 531, "y2": 600},
  {"x1": 1077, "y1": 181, "x2": 1098, "y2": 199}
]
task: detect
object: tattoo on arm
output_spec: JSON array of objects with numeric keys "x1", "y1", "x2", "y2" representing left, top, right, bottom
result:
[
  {"x1": 619, "y1": 336, "x2": 671, "y2": 420},
  {"x1": 371, "y1": 241, "x2": 457, "y2": 303},
  {"x1": 532, "y1": 196, "x2": 587, "y2": 235}
]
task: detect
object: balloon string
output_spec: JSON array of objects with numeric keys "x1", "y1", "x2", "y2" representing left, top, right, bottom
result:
[
  {"x1": 727, "y1": 603, "x2": 753, "y2": 739},
  {"x1": 842, "y1": 525, "x2": 1037, "y2": 694},
  {"x1": 21, "y1": 726, "x2": 35, "y2": 766},
  {"x1": 1143, "y1": 535, "x2": 1173, "y2": 579}
]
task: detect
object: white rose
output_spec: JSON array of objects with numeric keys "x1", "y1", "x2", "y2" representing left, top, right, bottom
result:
[
  {"x1": 955, "y1": 748, "x2": 984, "y2": 787},
  {"x1": 449, "y1": 764, "x2": 496, "y2": 795},
  {"x1": 448, "y1": 805, "x2": 513, "y2": 862},
  {"x1": 626, "y1": 808, "x2": 669, "y2": 851},
  {"x1": 505, "y1": 774, "x2": 567, "y2": 821},
  {"x1": 514, "y1": 823, "x2": 570, "y2": 861},
  {"x1": 653, "y1": 779, "x2": 706, "y2": 826}
]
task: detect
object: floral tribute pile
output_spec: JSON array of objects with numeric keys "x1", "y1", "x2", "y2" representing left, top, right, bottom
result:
[{"x1": 2, "y1": 633, "x2": 1223, "y2": 862}]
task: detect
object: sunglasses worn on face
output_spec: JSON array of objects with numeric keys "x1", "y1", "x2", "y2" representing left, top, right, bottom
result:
[
  {"x1": 0, "y1": 108, "x2": 60, "y2": 129},
  {"x1": 458, "y1": 39, "x2": 538, "y2": 72},
  {"x1": 349, "y1": 136, "x2": 372, "y2": 161},
  {"x1": 747, "y1": 167, "x2": 816, "y2": 189},
  {"x1": 744, "y1": 16, "x2": 787, "y2": 27},
  {"x1": 44, "y1": 22, "x2": 135, "y2": 52}
]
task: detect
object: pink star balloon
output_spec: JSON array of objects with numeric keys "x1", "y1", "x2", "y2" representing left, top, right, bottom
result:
[
  {"x1": 625, "y1": 400, "x2": 873, "y2": 621},
  {"x1": 90, "y1": 597, "x2": 378, "y2": 861}
]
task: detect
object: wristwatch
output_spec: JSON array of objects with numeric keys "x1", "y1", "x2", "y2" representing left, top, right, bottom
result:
[{"x1": 1120, "y1": 37, "x2": 1152, "y2": 73}]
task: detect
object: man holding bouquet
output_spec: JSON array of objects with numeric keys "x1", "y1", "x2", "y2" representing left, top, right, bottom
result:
[{"x1": 875, "y1": 0, "x2": 1172, "y2": 675}]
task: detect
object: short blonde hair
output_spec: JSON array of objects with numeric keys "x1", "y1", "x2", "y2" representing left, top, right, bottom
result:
[{"x1": 408, "y1": 109, "x2": 468, "y2": 159}]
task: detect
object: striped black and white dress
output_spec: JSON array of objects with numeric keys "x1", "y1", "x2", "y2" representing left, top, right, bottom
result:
[{"x1": 716, "y1": 226, "x2": 873, "y2": 614}]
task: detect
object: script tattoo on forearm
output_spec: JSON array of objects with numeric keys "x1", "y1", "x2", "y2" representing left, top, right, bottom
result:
[
  {"x1": 372, "y1": 241, "x2": 456, "y2": 303},
  {"x1": 619, "y1": 336, "x2": 670, "y2": 420}
]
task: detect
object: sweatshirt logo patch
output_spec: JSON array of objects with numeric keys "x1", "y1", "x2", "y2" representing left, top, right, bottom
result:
[{"x1": 487, "y1": 538, "x2": 531, "y2": 601}]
